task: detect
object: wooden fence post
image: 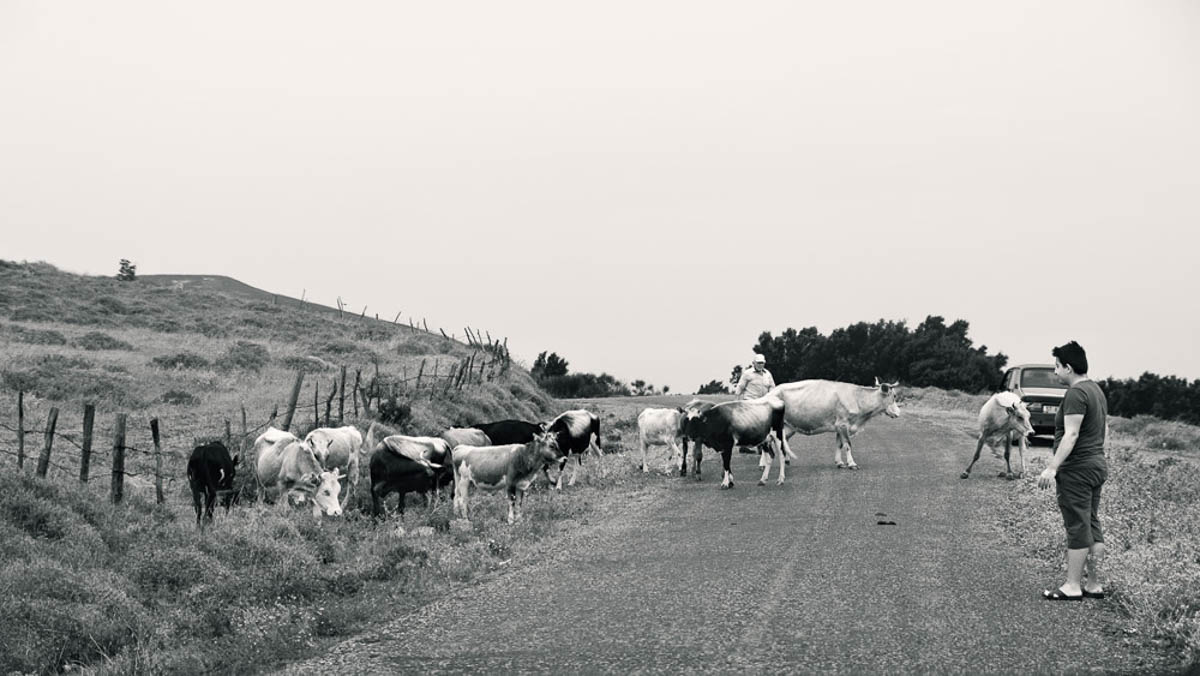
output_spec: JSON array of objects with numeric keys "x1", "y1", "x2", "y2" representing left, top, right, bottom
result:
[
  {"x1": 393, "y1": 311, "x2": 401, "y2": 324},
  {"x1": 416, "y1": 359, "x2": 426, "y2": 389},
  {"x1": 338, "y1": 365, "x2": 347, "y2": 423},
  {"x1": 36, "y1": 407, "x2": 59, "y2": 477},
  {"x1": 352, "y1": 369, "x2": 361, "y2": 417},
  {"x1": 323, "y1": 380, "x2": 336, "y2": 426},
  {"x1": 313, "y1": 381, "x2": 320, "y2": 430},
  {"x1": 16, "y1": 390, "x2": 25, "y2": 470},
  {"x1": 111, "y1": 413, "x2": 127, "y2": 504},
  {"x1": 423, "y1": 318, "x2": 429, "y2": 332},
  {"x1": 80, "y1": 404, "x2": 95, "y2": 483},
  {"x1": 225, "y1": 419, "x2": 232, "y2": 451},
  {"x1": 282, "y1": 371, "x2": 304, "y2": 432},
  {"x1": 268, "y1": 404, "x2": 279, "y2": 429},
  {"x1": 241, "y1": 405, "x2": 248, "y2": 453},
  {"x1": 151, "y1": 419, "x2": 164, "y2": 505}
]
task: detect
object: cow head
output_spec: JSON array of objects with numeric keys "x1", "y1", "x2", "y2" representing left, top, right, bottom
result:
[
  {"x1": 1006, "y1": 402, "x2": 1034, "y2": 438},
  {"x1": 874, "y1": 377, "x2": 902, "y2": 418},
  {"x1": 310, "y1": 469, "x2": 345, "y2": 518},
  {"x1": 681, "y1": 407, "x2": 707, "y2": 439},
  {"x1": 531, "y1": 431, "x2": 562, "y2": 464}
]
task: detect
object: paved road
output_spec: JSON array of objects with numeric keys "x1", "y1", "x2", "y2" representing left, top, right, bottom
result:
[{"x1": 282, "y1": 410, "x2": 1176, "y2": 674}]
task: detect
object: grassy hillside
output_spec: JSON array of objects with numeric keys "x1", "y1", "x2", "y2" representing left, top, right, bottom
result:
[{"x1": 0, "y1": 260, "x2": 599, "y2": 673}]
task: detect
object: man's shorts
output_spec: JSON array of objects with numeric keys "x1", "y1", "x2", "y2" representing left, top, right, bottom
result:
[{"x1": 1056, "y1": 466, "x2": 1107, "y2": 549}]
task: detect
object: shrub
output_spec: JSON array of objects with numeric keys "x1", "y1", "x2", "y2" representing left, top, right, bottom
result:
[
  {"x1": 0, "y1": 355, "x2": 145, "y2": 408},
  {"x1": 74, "y1": 331, "x2": 134, "y2": 351},
  {"x1": 354, "y1": 325, "x2": 395, "y2": 342},
  {"x1": 151, "y1": 352, "x2": 211, "y2": 369},
  {"x1": 216, "y1": 341, "x2": 270, "y2": 372},
  {"x1": 10, "y1": 325, "x2": 67, "y2": 345},
  {"x1": 161, "y1": 389, "x2": 200, "y2": 406},
  {"x1": 377, "y1": 396, "x2": 412, "y2": 427},
  {"x1": 280, "y1": 355, "x2": 334, "y2": 372},
  {"x1": 95, "y1": 295, "x2": 131, "y2": 314}
]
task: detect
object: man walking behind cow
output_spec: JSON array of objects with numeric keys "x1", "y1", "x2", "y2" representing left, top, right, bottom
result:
[
  {"x1": 736, "y1": 354, "x2": 777, "y2": 456},
  {"x1": 1038, "y1": 341, "x2": 1109, "y2": 601}
]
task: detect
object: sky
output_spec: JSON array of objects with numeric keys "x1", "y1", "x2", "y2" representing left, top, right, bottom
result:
[{"x1": 2, "y1": 1, "x2": 1199, "y2": 393}]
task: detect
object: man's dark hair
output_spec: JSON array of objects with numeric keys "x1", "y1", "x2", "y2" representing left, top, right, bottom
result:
[{"x1": 1052, "y1": 340, "x2": 1088, "y2": 375}]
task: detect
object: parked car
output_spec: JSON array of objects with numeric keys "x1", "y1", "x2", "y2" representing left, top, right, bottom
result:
[{"x1": 1002, "y1": 363, "x2": 1066, "y2": 436}]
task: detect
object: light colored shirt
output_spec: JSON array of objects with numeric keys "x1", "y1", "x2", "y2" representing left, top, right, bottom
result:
[{"x1": 736, "y1": 367, "x2": 776, "y2": 399}]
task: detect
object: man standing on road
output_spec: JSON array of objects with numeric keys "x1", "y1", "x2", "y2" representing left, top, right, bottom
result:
[
  {"x1": 736, "y1": 353, "x2": 778, "y2": 457},
  {"x1": 1038, "y1": 340, "x2": 1109, "y2": 601}
]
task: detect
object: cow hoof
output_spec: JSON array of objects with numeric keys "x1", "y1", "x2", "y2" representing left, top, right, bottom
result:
[
  {"x1": 776, "y1": 479, "x2": 785, "y2": 486},
  {"x1": 1005, "y1": 472, "x2": 1016, "y2": 480},
  {"x1": 997, "y1": 471, "x2": 1008, "y2": 478},
  {"x1": 960, "y1": 472, "x2": 970, "y2": 479},
  {"x1": 757, "y1": 479, "x2": 766, "y2": 486},
  {"x1": 848, "y1": 464, "x2": 859, "y2": 470},
  {"x1": 836, "y1": 462, "x2": 846, "y2": 469}
]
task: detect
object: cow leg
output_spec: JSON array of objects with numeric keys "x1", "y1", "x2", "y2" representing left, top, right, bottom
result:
[
  {"x1": 639, "y1": 432, "x2": 649, "y2": 473},
  {"x1": 191, "y1": 489, "x2": 203, "y2": 528},
  {"x1": 1002, "y1": 435, "x2": 1015, "y2": 480},
  {"x1": 961, "y1": 436, "x2": 988, "y2": 479},
  {"x1": 567, "y1": 455, "x2": 580, "y2": 487},
  {"x1": 720, "y1": 448, "x2": 734, "y2": 489},
  {"x1": 667, "y1": 439, "x2": 682, "y2": 475},
  {"x1": 693, "y1": 441, "x2": 703, "y2": 480},
  {"x1": 371, "y1": 483, "x2": 385, "y2": 518},
  {"x1": 679, "y1": 438, "x2": 689, "y2": 477},
  {"x1": 507, "y1": 487, "x2": 518, "y2": 524},
  {"x1": 1016, "y1": 434, "x2": 1028, "y2": 478},
  {"x1": 453, "y1": 479, "x2": 469, "y2": 520},
  {"x1": 554, "y1": 457, "x2": 568, "y2": 490},
  {"x1": 836, "y1": 425, "x2": 858, "y2": 469}
]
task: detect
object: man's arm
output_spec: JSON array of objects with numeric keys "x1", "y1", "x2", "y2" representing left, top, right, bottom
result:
[
  {"x1": 734, "y1": 373, "x2": 748, "y2": 399},
  {"x1": 1038, "y1": 414, "x2": 1083, "y2": 489}
]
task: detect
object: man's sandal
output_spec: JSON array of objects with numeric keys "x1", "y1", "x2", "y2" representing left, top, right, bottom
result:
[{"x1": 1042, "y1": 588, "x2": 1083, "y2": 601}]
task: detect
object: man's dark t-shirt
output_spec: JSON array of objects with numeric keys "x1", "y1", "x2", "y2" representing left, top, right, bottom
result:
[{"x1": 1053, "y1": 379, "x2": 1108, "y2": 472}]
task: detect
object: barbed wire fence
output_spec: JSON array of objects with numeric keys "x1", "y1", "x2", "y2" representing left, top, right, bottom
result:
[{"x1": 0, "y1": 340, "x2": 518, "y2": 509}]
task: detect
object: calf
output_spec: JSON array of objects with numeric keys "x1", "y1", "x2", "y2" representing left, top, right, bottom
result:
[
  {"x1": 451, "y1": 433, "x2": 562, "y2": 523},
  {"x1": 679, "y1": 399, "x2": 715, "y2": 479},
  {"x1": 365, "y1": 422, "x2": 453, "y2": 516},
  {"x1": 304, "y1": 425, "x2": 363, "y2": 507},
  {"x1": 544, "y1": 409, "x2": 602, "y2": 489},
  {"x1": 186, "y1": 441, "x2": 239, "y2": 529},
  {"x1": 682, "y1": 395, "x2": 795, "y2": 489},
  {"x1": 441, "y1": 427, "x2": 492, "y2": 450},
  {"x1": 961, "y1": 391, "x2": 1034, "y2": 480},
  {"x1": 254, "y1": 428, "x2": 344, "y2": 518},
  {"x1": 637, "y1": 407, "x2": 686, "y2": 474}
]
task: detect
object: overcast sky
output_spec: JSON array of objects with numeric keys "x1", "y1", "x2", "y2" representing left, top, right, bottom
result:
[{"x1": 3, "y1": 1, "x2": 1198, "y2": 392}]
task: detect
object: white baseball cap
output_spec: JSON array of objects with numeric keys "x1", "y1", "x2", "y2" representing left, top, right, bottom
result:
[{"x1": 753, "y1": 354, "x2": 766, "y2": 363}]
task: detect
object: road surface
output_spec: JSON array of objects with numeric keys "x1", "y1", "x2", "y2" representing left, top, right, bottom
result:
[{"x1": 282, "y1": 408, "x2": 1178, "y2": 674}]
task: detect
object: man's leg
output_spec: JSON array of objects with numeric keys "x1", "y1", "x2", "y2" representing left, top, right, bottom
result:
[{"x1": 1085, "y1": 478, "x2": 1105, "y2": 593}]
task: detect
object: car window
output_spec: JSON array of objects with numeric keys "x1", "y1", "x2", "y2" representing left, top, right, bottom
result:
[{"x1": 1020, "y1": 368, "x2": 1062, "y2": 389}]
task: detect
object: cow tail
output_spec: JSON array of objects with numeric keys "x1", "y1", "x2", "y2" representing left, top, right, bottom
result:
[{"x1": 365, "y1": 421, "x2": 379, "y2": 458}]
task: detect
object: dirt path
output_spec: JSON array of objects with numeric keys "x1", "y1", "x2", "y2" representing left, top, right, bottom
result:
[{"x1": 280, "y1": 407, "x2": 1177, "y2": 674}]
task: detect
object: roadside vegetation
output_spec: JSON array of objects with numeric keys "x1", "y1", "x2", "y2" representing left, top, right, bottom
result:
[{"x1": 905, "y1": 386, "x2": 1200, "y2": 663}]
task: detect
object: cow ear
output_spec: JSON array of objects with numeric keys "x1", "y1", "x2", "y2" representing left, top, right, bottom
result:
[
  {"x1": 232, "y1": 454, "x2": 240, "y2": 467},
  {"x1": 874, "y1": 376, "x2": 881, "y2": 387},
  {"x1": 677, "y1": 407, "x2": 686, "y2": 414}
]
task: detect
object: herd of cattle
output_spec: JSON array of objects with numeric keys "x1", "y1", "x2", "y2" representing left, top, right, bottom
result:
[{"x1": 186, "y1": 378, "x2": 1037, "y2": 527}]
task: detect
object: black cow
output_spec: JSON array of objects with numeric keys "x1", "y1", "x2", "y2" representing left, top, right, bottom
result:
[
  {"x1": 187, "y1": 441, "x2": 239, "y2": 528},
  {"x1": 469, "y1": 420, "x2": 544, "y2": 445},
  {"x1": 681, "y1": 396, "x2": 795, "y2": 489},
  {"x1": 544, "y1": 410, "x2": 602, "y2": 490},
  {"x1": 366, "y1": 422, "x2": 453, "y2": 517}
]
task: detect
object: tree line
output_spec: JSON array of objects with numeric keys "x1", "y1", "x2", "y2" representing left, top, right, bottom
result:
[
  {"x1": 1099, "y1": 372, "x2": 1200, "y2": 425},
  {"x1": 746, "y1": 316, "x2": 1009, "y2": 393}
]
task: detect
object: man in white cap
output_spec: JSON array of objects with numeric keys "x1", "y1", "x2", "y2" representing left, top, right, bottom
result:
[
  {"x1": 735, "y1": 353, "x2": 776, "y2": 400},
  {"x1": 735, "y1": 353, "x2": 780, "y2": 457}
]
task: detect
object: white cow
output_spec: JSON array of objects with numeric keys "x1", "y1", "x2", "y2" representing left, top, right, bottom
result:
[
  {"x1": 961, "y1": 391, "x2": 1034, "y2": 480},
  {"x1": 451, "y1": 433, "x2": 561, "y2": 524},
  {"x1": 304, "y1": 425, "x2": 363, "y2": 507},
  {"x1": 637, "y1": 407, "x2": 686, "y2": 474},
  {"x1": 769, "y1": 378, "x2": 901, "y2": 470},
  {"x1": 254, "y1": 427, "x2": 344, "y2": 517}
]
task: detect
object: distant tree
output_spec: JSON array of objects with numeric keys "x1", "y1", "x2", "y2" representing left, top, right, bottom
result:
[
  {"x1": 631, "y1": 379, "x2": 647, "y2": 395},
  {"x1": 116, "y1": 259, "x2": 137, "y2": 281},
  {"x1": 531, "y1": 351, "x2": 569, "y2": 378},
  {"x1": 697, "y1": 379, "x2": 729, "y2": 395},
  {"x1": 662, "y1": 385, "x2": 670, "y2": 395}
]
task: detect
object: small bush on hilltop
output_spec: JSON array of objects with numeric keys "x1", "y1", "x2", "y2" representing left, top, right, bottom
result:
[
  {"x1": 150, "y1": 352, "x2": 210, "y2": 370},
  {"x1": 8, "y1": 325, "x2": 67, "y2": 345},
  {"x1": 74, "y1": 331, "x2": 134, "y2": 351},
  {"x1": 160, "y1": 390, "x2": 200, "y2": 406},
  {"x1": 216, "y1": 340, "x2": 270, "y2": 372}
]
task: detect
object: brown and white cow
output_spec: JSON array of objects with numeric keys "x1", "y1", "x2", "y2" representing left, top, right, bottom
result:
[
  {"x1": 254, "y1": 428, "x2": 344, "y2": 517},
  {"x1": 961, "y1": 391, "x2": 1034, "y2": 480},
  {"x1": 451, "y1": 433, "x2": 561, "y2": 524},
  {"x1": 440, "y1": 427, "x2": 492, "y2": 450},
  {"x1": 304, "y1": 425, "x2": 363, "y2": 507},
  {"x1": 678, "y1": 399, "x2": 716, "y2": 479},
  {"x1": 681, "y1": 395, "x2": 795, "y2": 488},
  {"x1": 769, "y1": 378, "x2": 900, "y2": 470}
]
